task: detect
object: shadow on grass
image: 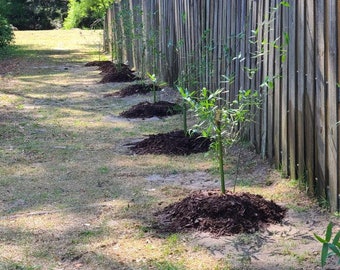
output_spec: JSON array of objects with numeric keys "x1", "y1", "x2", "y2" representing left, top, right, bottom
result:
[{"x1": 0, "y1": 44, "x2": 102, "y2": 74}]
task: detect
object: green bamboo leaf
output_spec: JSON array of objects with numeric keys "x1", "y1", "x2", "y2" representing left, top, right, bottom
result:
[
  {"x1": 314, "y1": 233, "x2": 327, "y2": 244},
  {"x1": 283, "y1": 32, "x2": 290, "y2": 45},
  {"x1": 280, "y1": 1, "x2": 290, "y2": 7},
  {"x1": 321, "y1": 243, "x2": 329, "y2": 267},
  {"x1": 326, "y1": 222, "x2": 333, "y2": 242},
  {"x1": 328, "y1": 243, "x2": 340, "y2": 257},
  {"x1": 332, "y1": 230, "x2": 340, "y2": 246}
]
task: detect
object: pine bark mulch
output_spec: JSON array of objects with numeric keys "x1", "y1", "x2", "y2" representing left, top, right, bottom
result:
[
  {"x1": 85, "y1": 60, "x2": 140, "y2": 83},
  {"x1": 126, "y1": 130, "x2": 211, "y2": 155},
  {"x1": 155, "y1": 190, "x2": 287, "y2": 236},
  {"x1": 120, "y1": 101, "x2": 181, "y2": 119},
  {"x1": 104, "y1": 83, "x2": 161, "y2": 98}
]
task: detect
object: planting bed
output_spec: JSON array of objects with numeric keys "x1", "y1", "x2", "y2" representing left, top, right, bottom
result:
[
  {"x1": 126, "y1": 130, "x2": 211, "y2": 155},
  {"x1": 120, "y1": 101, "x2": 181, "y2": 118},
  {"x1": 104, "y1": 83, "x2": 161, "y2": 98},
  {"x1": 155, "y1": 190, "x2": 287, "y2": 236},
  {"x1": 85, "y1": 60, "x2": 140, "y2": 83}
]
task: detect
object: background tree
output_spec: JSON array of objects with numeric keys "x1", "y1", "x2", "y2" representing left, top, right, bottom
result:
[
  {"x1": 0, "y1": 0, "x2": 68, "y2": 30},
  {"x1": 63, "y1": 0, "x2": 114, "y2": 29},
  {"x1": 0, "y1": 15, "x2": 14, "y2": 48}
]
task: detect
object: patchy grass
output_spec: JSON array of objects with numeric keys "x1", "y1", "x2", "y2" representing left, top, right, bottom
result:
[{"x1": 0, "y1": 30, "x2": 337, "y2": 270}]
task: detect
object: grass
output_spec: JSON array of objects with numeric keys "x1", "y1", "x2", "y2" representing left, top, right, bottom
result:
[{"x1": 0, "y1": 30, "x2": 336, "y2": 270}]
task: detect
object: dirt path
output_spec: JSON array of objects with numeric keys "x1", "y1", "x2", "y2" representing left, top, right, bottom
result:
[{"x1": 0, "y1": 30, "x2": 339, "y2": 270}]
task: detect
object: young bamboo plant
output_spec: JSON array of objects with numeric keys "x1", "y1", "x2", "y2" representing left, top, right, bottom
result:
[
  {"x1": 147, "y1": 73, "x2": 167, "y2": 103},
  {"x1": 179, "y1": 87, "x2": 260, "y2": 194},
  {"x1": 314, "y1": 222, "x2": 340, "y2": 268},
  {"x1": 176, "y1": 86, "x2": 189, "y2": 134}
]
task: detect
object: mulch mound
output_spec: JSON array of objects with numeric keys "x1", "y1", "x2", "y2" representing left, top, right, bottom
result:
[
  {"x1": 155, "y1": 190, "x2": 286, "y2": 236},
  {"x1": 104, "y1": 83, "x2": 161, "y2": 98},
  {"x1": 127, "y1": 130, "x2": 211, "y2": 155},
  {"x1": 99, "y1": 70, "x2": 139, "y2": 83},
  {"x1": 84, "y1": 60, "x2": 113, "y2": 67},
  {"x1": 120, "y1": 101, "x2": 181, "y2": 118},
  {"x1": 85, "y1": 60, "x2": 140, "y2": 83}
]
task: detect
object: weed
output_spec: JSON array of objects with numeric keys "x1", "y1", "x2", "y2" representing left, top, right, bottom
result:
[
  {"x1": 151, "y1": 260, "x2": 186, "y2": 270},
  {"x1": 286, "y1": 204, "x2": 309, "y2": 213},
  {"x1": 98, "y1": 166, "x2": 109, "y2": 174},
  {"x1": 162, "y1": 234, "x2": 184, "y2": 257},
  {"x1": 235, "y1": 178, "x2": 253, "y2": 187},
  {"x1": 0, "y1": 261, "x2": 41, "y2": 270}
]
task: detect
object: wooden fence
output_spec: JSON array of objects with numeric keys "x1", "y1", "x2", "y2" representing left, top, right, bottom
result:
[{"x1": 104, "y1": 0, "x2": 340, "y2": 212}]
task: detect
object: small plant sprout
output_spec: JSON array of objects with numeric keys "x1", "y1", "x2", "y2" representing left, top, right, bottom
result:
[
  {"x1": 314, "y1": 222, "x2": 340, "y2": 267},
  {"x1": 179, "y1": 87, "x2": 260, "y2": 194},
  {"x1": 176, "y1": 86, "x2": 190, "y2": 134},
  {"x1": 147, "y1": 73, "x2": 167, "y2": 103}
]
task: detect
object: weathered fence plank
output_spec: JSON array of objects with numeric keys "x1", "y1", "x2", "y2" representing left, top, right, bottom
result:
[
  {"x1": 315, "y1": 0, "x2": 327, "y2": 200},
  {"x1": 305, "y1": 0, "x2": 315, "y2": 195},
  {"x1": 296, "y1": 0, "x2": 305, "y2": 183},
  {"x1": 287, "y1": 0, "x2": 297, "y2": 181},
  {"x1": 337, "y1": 0, "x2": 340, "y2": 212},
  {"x1": 280, "y1": 1, "x2": 289, "y2": 177},
  {"x1": 273, "y1": 0, "x2": 282, "y2": 168},
  {"x1": 326, "y1": 0, "x2": 339, "y2": 212},
  {"x1": 249, "y1": 0, "x2": 258, "y2": 148}
]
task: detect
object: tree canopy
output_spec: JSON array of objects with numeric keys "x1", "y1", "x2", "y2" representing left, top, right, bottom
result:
[
  {"x1": 0, "y1": 0, "x2": 68, "y2": 30},
  {"x1": 0, "y1": 0, "x2": 114, "y2": 30},
  {"x1": 64, "y1": 0, "x2": 114, "y2": 29}
]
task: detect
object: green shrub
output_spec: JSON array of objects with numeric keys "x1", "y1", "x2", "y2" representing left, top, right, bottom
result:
[
  {"x1": 0, "y1": 15, "x2": 14, "y2": 48},
  {"x1": 64, "y1": 0, "x2": 114, "y2": 29}
]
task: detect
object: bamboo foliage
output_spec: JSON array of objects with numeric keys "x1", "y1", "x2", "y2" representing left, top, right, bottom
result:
[{"x1": 104, "y1": 0, "x2": 340, "y2": 212}]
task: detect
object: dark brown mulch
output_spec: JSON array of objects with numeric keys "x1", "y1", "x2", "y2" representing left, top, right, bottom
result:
[
  {"x1": 104, "y1": 84, "x2": 161, "y2": 98},
  {"x1": 85, "y1": 61, "x2": 140, "y2": 83},
  {"x1": 120, "y1": 101, "x2": 181, "y2": 118},
  {"x1": 99, "y1": 68, "x2": 140, "y2": 83},
  {"x1": 127, "y1": 130, "x2": 211, "y2": 155},
  {"x1": 84, "y1": 60, "x2": 113, "y2": 67},
  {"x1": 155, "y1": 190, "x2": 287, "y2": 236},
  {"x1": 98, "y1": 62, "x2": 130, "y2": 74}
]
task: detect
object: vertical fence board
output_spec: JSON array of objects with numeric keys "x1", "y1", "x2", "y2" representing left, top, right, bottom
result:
[
  {"x1": 260, "y1": 0, "x2": 270, "y2": 158},
  {"x1": 305, "y1": 0, "x2": 315, "y2": 195},
  {"x1": 233, "y1": 1, "x2": 241, "y2": 96},
  {"x1": 315, "y1": 0, "x2": 327, "y2": 200},
  {"x1": 249, "y1": 0, "x2": 258, "y2": 147},
  {"x1": 225, "y1": 0, "x2": 232, "y2": 102},
  {"x1": 273, "y1": 0, "x2": 282, "y2": 168},
  {"x1": 337, "y1": 0, "x2": 340, "y2": 211},
  {"x1": 326, "y1": 1, "x2": 338, "y2": 212},
  {"x1": 297, "y1": 0, "x2": 305, "y2": 182},
  {"x1": 239, "y1": 0, "x2": 246, "y2": 93},
  {"x1": 255, "y1": 0, "x2": 264, "y2": 153},
  {"x1": 280, "y1": 1, "x2": 289, "y2": 177},
  {"x1": 266, "y1": 0, "x2": 276, "y2": 160},
  {"x1": 288, "y1": 0, "x2": 297, "y2": 180}
]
